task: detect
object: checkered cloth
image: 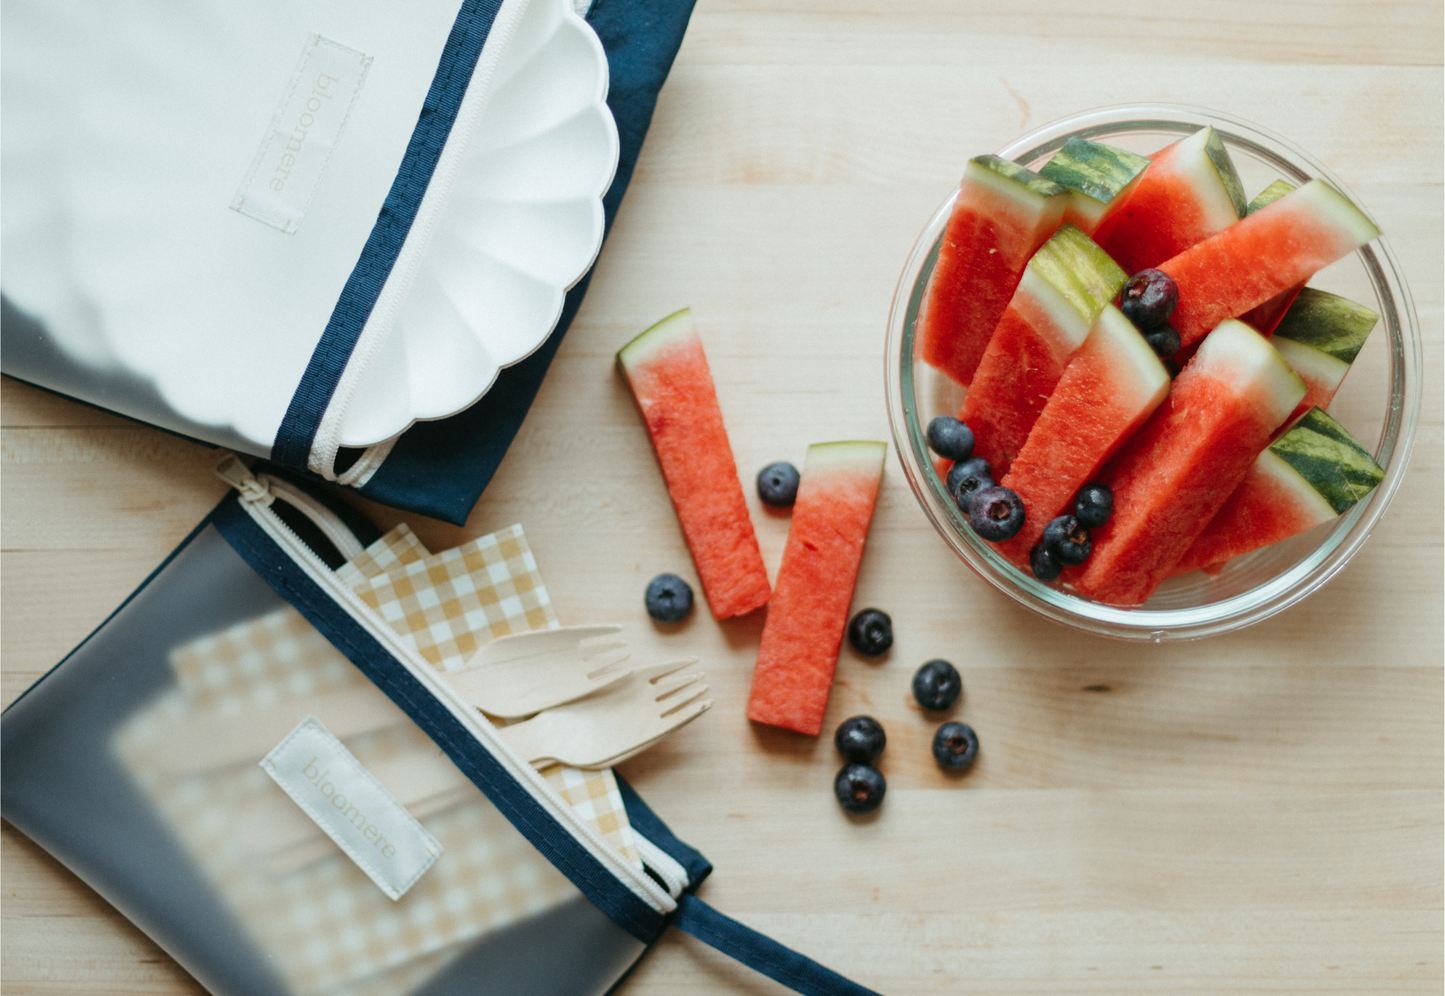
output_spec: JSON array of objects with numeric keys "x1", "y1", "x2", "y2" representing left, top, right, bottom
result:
[
  {"x1": 353, "y1": 525, "x2": 558, "y2": 672},
  {"x1": 114, "y1": 523, "x2": 641, "y2": 996}
]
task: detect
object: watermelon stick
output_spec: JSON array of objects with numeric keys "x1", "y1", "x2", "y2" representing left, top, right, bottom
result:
[
  {"x1": 1269, "y1": 288, "x2": 1379, "y2": 424},
  {"x1": 618, "y1": 309, "x2": 772, "y2": 619},
  {"x1": 747, "y1": 441, "x2": 886, "y2": 736},
  {"x1": 1072, "y1": 319, "x2": 1305, "y2": 607},
  {"x1": 959, "y1": 224, "x2": 1126, "y2": 477},
  {"x1": 996, "y1": 304, "x2": 1170, "y2": 566},
  {"x1": 1169, "y1": 408, "x2": 1384, "y2": 577},
  {"x1": 1092, "y1": 125, "x2": 1248, "y2": 277},
  {"x1": 1157, "y1": 179, "x2": 1380, "y2": 351},
  {"x1": 1238, "y1": 180, "x2": 1303, "y2": 335},
  {"x1": 918, "y1": 157, "x2": 1067, "y2": 387}
]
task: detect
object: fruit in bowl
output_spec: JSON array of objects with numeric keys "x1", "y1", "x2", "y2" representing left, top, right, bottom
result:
[{"x1": 885, "y1": 106, "x2": 1420, "y2": 640}]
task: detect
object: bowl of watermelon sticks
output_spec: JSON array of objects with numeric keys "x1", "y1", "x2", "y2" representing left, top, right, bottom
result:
[{"x1": 885, "y1": 104, "x2": 1422, "y2": 641}]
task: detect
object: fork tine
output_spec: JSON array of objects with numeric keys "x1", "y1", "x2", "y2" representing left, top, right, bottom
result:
[
  {"x1": 652, "y1": 671, "x2": 703, "y2": 700},
  {"x1": 659, "y1": 685, "x2": 709, "y2": 717},
  {"x1": 633, "y1": 657, "x2": 698, "y2": 683}
]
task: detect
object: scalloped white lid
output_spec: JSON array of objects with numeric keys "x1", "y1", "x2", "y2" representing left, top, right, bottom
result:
[{"x1": 1, "y1": 0, "x2": 616, "y2": 462}]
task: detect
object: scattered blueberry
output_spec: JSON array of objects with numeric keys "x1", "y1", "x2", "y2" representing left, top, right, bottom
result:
[
  {"x1": 1144, "y1": 324, "x2": 1182, "y2": 358},
  {"x1": 644, "y1": 573, "x2": 693, "y2": 623},
  {"x1": 834, "y1": 763, "x2": 887, "y2": 814},
  {"x1": 912, "y1": 659, "x2": 962, "y2": 712},
  {"x1": 1073, "y1": 483, "x2": 1114, "y2": 530},
  {"x1": 1030, "y1": 542, "x2": 1062, "y2": 581},
  {"x1": 1121, "y1": 269, "x2": 1179, "y2": 329},
  {"x1": 1042, "y1": 514, "x2": 1092, "y2": 566},
  {"x1": 834, "y1": 716, "x2": 887, "y2": 764},
  {"x1": 946, "y1": 456, "x2": 989, "y2": 500},
  {"x1": 969, "y1": 485, "x2": 1025, "y2": 542},
  {"x1": 756, "y1": 461, "x2": 801, "y2": 507},
  {"x1": 927, "y1": 416, "x2": 975, "y2": 462},
  {"x1": 931, "y1": 722, "x2": 979, "y2": 772},
  {"x1": 847, "y1": 608, "x2": 893, "y2": 656}
]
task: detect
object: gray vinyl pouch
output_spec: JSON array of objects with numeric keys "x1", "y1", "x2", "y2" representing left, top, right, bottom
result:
[{"x1": 2, "y1": 458, "x2": 880, "y2": 996}]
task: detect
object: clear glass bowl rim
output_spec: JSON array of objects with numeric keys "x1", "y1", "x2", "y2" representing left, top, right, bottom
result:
[{"x1": 883, "y1": 102, "x2": 1423, "y2": 642}]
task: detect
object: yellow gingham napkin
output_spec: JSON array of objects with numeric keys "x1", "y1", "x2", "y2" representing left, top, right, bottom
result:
[{"x1": 113, "y1": 523, "x2": 641, "y2": 996}]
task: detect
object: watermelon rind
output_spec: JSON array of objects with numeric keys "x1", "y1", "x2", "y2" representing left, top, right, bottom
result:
[
  {"x1": 1040, "y1": 138, "x2": 1150, "y2": 205},
  {"x1": 1090, "y1": 304, "x2": 1172, "y2": 412},
  {"x1": 1272, "y1": 336, "x2": 1349, "y2": 401},
  {"x1": 1200, "y1": 126, "x2": 1250, "y2": 219},
  {"x1": 806, "y1": 439, "x2": 888, "y2": 473},
  {"x1": 1247, "y1": 179, "x2": 1296, "y2": 214},
  {"x1": 1193, "y1": 319, "x2": 1307, "y2": 430},
  {"x1": 1282, "y1": 180, "x2": 1383, "y2": 249},
  {"x1": 1268, "y1": 407, "x2": 1384, "y2": 514},
  {"x1": 1272, "y1": 287, "x2": 1379, "y2": 363},
  {"x1": 968, "y1": 155, "x2": 1067, "y2": 201},
  {"x1": 617, "y1": 307, "x2": 694, "y2": 370},
  {"x1": 1024, "y1": 224, "x2": 1128, "y2": 339}
]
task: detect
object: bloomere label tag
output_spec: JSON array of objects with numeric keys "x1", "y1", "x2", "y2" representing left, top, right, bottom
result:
[
  {"x1": 261, "y1": 716, "x2": 442, "y2": 900},
  {"x1": 231, "y1": 34, "x2": 372, "y2": 234}
]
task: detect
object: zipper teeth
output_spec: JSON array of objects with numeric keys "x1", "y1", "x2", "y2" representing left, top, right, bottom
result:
[
  {"x1": 263, "y1": 478, "x2": 365, "y2": 561},
  {"x1": 244, "y1": 491, "x2": 674, "y2": 913}
]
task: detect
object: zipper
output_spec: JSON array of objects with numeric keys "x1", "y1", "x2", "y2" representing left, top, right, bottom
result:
[{"x1": 213, "y1": 454, "x2": 676, "y2": 914}]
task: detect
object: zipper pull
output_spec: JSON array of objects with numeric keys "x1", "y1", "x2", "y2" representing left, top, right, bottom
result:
[{"x1": 214, "y1": 452, "x2": 274, "y2": 505}]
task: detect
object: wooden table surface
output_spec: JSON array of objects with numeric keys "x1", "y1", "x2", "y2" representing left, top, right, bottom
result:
[{"x1": 3, "y1": 2, "x2": 1442, "y2": 993}]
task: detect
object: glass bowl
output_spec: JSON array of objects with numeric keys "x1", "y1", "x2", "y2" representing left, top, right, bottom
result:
[{"x1": 884, "y1": 104, "x2": 1421, "y2": 642}]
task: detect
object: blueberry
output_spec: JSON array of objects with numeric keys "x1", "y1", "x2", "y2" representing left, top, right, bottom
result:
[
  {"x1": 1042, "y1": 514, "x2": 1092, "y2": 566},
  {"x1": 931, "y1": 722, "x2": 979, "y2": 772},
  {"x1": 1144, "y1": 324, "x2": 1182, "y2": 358},
  {"x1": 1030, "y1": 542, "x2": 1062, "y2": 581},
  {"x1": 756, "y1": 461, "x2": 801, "y2": 507},
  {"x1": 834, "y1": 763, "x2": 886, "y2": 814},
  {"x1": 847, "y1": 608, "x2": 893, "y2": 656},
  {"x1": 951, "y1": 458, "x2": 994, "y2": 516},
  {"x1": 644, "y1": 573, "x2": 693, "y2": 623},
  {"x1": 834, "y1": 715, "x2": 886, "y2": 764},
  {"x1": 969, "y1": 485, "x2": 1025, "y2": 542},
  {"x1": 1121, "y1": 269, "x2": 1179, "y2": 329},
  {"x1": 1073, "y1": 482, "x2": 1114, "y2": 529},
  {"x1": 927, "y1": 416, "x2": 975, "y2": 462},
  {"x1": 912, "y1": 659, "x2": 962, "y2": 712}
]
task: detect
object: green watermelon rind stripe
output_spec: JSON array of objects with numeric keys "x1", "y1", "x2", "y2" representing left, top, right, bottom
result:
[
  {"x1": 1247, "y1": 179, "x2": 1296, "y2": 215},
  {"x1": 1202, "y1": 126, "x2": 1249, "y2": 219},
  {"x1": 1029, "y1": 224, "x2": 1128, "y2": 321},
  {"x1": 1272, "y1": 287, "x2": 1379, "y2": 364},
  {"x1": 1038, "y1": 138, "x2": 1150, "y2": 205},
  {"x1": 1268, "y1": 407, "x2": 1385, "y2": 515},
  {"x1": 616, "y1": 307, "x2": 694, "y2": 371},
  {"x1": 969, "y1": 155, "x2": 1068, "y2": 199}
]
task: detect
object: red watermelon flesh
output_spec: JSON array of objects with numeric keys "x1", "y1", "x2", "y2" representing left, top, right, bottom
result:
[
  {"x1": 1238, "y1": 180, "x2": 1304, "y2": 335},
  {"x1": 1170, "y1": 407, "x2": 1383, "y2": 577},
  {"x1": 960, "y1": 224, "x2": 1126, "y2": 477},
  {"x1": 919, "y1": 156, "x2": 1067, "y2": 387},
  {"x1": 1092, "y1": 126, "x2": 1247, "y2": 277},
  {"x1": 996, "y1": 305, "x2": 1170, "y2": 566},
  {"x1": 747, "y1": 441, "x2": 886, "y2": 736},
  {"x1": 618, "y1": 309, "x2": 771, "y2": 619},
  {"x1": 1072, "y1": 320, "x2": 1305, "y2": 606},
  {"x1": 1158, "y1": 180, "x2": 1380, "y2": 351}
]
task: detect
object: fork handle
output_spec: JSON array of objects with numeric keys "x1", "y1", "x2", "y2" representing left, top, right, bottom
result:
[{"x1": 493, "y1": 712, "x2": 558, "y2": 764}]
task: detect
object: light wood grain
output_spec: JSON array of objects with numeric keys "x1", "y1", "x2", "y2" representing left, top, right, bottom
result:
[{"x1": 3, "y1": 0, "x2": 1441, "y2": 993}]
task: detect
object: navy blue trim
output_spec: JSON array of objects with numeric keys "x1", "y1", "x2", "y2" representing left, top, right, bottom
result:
[
  {"x1": 1, "y1": 508, "x2": 219, "y2": 717},
  {"x1": 673, "y1": 894, "x2": 883, "y2": 996},
  {"x1": 354, "y1": 0, "x2": 699, "y2": 525},
  {"x1": 209, "y1": 496, "x2": 666, "y2": 943},
  {"x1": 271, "y1": 0, "x2": 505, "y2": 469},
  {"x1": 614, "y1": 772, "x2": 712, "y2": 889}
]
